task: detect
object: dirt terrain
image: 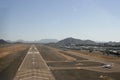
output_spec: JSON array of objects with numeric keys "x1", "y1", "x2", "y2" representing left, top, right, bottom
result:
[
  {"x1": 37, "y1": 45, "x2": 120, "y2": 80},
  {"x1": 52, "y1": 69, "x2": 120, "y2": 80},
  {"x1": 0, "y1": 44, "x2": 29, "y2": 58},
  {"x1": 0, "y1": 44, "x2": 29, "y2": 80},
  {"x1": 37, "y1": 46, "x2": 67, "y2": 61},
  {"x1": 0, "y1": 44, "x2": 120, "y2": 80}
]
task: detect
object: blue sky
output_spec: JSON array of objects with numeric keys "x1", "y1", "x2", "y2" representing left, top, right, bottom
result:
[{"x1": 0, "y1": 0, "x2": 120, "y2": 41}]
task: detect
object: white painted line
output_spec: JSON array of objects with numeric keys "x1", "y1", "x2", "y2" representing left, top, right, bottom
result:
[
  {"x1": 21, "y1": 76, "x2": 49, "y2": 80},
  {"x1": 18, "y1": 53, "x2": 28, "y2": 71},
  {"x1": 14, "y1": 45, "x2": 55, "y2": 80},
  {"x1": 18, "y1": 46, "x2": 33, "y2": 71}
]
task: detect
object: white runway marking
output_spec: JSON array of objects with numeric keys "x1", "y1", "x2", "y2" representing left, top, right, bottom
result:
[{"x1": 14, "y1": 45, "x2": 55, "y2": 80}]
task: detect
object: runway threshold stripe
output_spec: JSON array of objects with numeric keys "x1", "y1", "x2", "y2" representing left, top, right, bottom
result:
[{"x1": 13, "y1": 45, "x2": 55, "y2": 80}]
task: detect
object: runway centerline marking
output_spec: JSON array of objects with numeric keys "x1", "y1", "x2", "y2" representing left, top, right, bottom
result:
[{"x1": 13, "y1": 45, "x2": 55, "y2": 80}]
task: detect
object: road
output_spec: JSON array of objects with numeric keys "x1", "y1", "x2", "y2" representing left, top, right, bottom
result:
[{"x1": 13, "y1": 45, "x2": 55, "y2": 80}]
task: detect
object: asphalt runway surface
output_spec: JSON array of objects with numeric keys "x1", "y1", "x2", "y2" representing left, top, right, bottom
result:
[{"x1": 13, "y1": 45, "x2": 55, "y2": 80}]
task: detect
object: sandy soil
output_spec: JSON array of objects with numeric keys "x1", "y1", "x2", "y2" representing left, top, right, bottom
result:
[
  {"x1": 0, "y1": 44, "x2": 30, "y2": 80},
  {"x1": 0, "y1": 44, "x2": 29, "y2": 58},
  {"x1": 37, "y1": 45, "x2": 120, "y2": 80}
]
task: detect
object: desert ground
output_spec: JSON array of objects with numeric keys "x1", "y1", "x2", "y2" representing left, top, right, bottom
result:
[
  {"x1": 0, "y1": 44, "x2": 120, "y2": 80},
  {"x1": 0, "y1": 44, "x2": 30, "y2": 80},
  {"x1": 37, "y1": 45, "x2": 120, "y2": 80}
]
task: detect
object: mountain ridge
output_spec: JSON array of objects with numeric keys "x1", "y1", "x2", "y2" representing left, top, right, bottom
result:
[
  {"x1": 57, "y1": 37, "x2": 96, "y2": 46},
  {"x1": 0, "y1": 39, "x2": 8, "y2": 44}
]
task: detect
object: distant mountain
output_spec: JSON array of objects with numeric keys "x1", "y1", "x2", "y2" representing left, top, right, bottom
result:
[
  {"x1": 6, "y1": 39, "x2": 58, "y2": 43},
  {"x1": 15, "y1": 39, "x2": 25, "y2": 43},
  {"x1": 36, "y1": 39, "x2": 58, "y2": 43},
  {"x1": 57, "y1": 37, "x2": 96, "y2": 46},
  {"x1": 0, "y1": 39, "x2": 8, "y2": 44}
]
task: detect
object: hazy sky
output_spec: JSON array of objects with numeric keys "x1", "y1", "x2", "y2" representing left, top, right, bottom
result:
[{"x1": 0, "y1": 0, "x2": 120, "y2": 41}]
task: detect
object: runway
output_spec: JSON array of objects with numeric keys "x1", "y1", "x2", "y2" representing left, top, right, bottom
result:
[{"x1": 13, "y1": 45, "x2": 55, "y2": 80}]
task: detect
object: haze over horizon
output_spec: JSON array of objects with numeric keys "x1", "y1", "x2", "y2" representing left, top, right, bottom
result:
[{"x1": 0, "y1": 0, "x2": 120, "y2": 42}]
